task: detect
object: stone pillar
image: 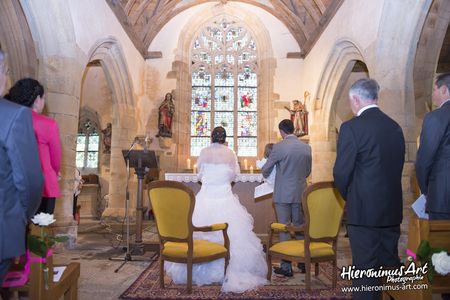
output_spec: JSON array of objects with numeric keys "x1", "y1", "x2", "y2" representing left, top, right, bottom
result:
[
  {"x1": 102, "y1": 105, "x2": 138, "y2": 220},
  {"x1": 19, "y1": 0, "x2": 86, "y2": 245},
  {"x1": 308, "y1": 111, "x2": 336, "y2": 182},
  {"x1": 44, "y1": 57, "x2": 83, "y2": 247}
]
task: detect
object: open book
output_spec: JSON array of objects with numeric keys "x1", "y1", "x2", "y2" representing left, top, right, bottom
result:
[{"x1": 254, "y1": 182, "x2": 273, "y2": 200}]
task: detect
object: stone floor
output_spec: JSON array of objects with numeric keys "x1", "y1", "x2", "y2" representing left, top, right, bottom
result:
[
  {"x1": 3, "y1": 219, "x2": 440, "y2": 300},
  {"x1": 50, "y1": 219, "x2": 354, "y2": 300}
]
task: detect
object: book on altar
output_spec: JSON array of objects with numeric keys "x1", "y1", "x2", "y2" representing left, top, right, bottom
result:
[
  {"x1": 412, "y1": 194, "x2": 428, "y2": 219},
  {"x1": 254, "y1": 182, "x2": 273, "y2": 200}
]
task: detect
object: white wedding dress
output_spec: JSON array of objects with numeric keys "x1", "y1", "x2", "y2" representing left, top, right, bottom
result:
[{"x1": 165, "y1": 143, "x2": 268, "y2": 293}]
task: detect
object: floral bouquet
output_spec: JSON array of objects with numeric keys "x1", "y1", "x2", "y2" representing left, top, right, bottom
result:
[
  {"x1": 27, "y1": 213, "x2": 68, "y2": 289},
  {"x1": 415, "y1": 240, "x2": 449, "y2": 282}
]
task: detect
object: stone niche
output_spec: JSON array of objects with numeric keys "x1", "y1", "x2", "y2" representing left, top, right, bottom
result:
[{"x1": 78, "y1": 174, "x2": 101, "y2": 219}]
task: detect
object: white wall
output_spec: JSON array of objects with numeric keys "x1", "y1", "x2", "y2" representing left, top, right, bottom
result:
[
  {"x1": 300, "y1": 0, "x2": 384, "y2": 99},
  {"x1": 69, "y1": 0, "x2": 145, "y2": 95}
]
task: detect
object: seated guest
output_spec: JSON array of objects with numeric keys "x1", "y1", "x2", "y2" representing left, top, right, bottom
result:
[{"x1": 7, "y1": 78, "x2": 62, "y2": 214}]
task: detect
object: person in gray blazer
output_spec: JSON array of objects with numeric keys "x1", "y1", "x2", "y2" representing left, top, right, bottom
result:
[
  {"x1": 262, "y1": 119, "x2": 311, "y2": 277},
  {"x1": 416, "y1": 73, "x2": 450, "y2": 220},
  {"x1": 0, "y1": 50, "x2": 44, "y2": 284}
]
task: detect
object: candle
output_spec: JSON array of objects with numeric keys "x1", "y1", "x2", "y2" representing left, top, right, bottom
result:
[
  {"x1": 186, "y1": 158, "x2": 191, "y2": 170},
  {"x1": 244, "y1": 159, "x2": 248, "y2": 170},
  {"x1": 250, "y1": 165, "x2": 254, "y2": 174},
  {"x1": 193, "y1": 164, "x2": 197, "y2": 174}
]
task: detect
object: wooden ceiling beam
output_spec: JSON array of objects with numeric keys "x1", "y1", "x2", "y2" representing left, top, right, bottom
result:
[
  {"x1": 299, "y1": 0, "x2": 320, "y2": 24},
  {"x1": 312, "y1": 0, "x2": 326, "y2": 14},
  {"x1": 105, "y1": 0, "x2": 146, "y2": 57},
  {"x1": 124, "y1": 0, "x2": 138, "y2": 15}
]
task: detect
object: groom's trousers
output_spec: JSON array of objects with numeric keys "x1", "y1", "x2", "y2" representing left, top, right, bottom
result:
[{"x1": 274, "y1": 202, "x2": 304, "y2": 271}]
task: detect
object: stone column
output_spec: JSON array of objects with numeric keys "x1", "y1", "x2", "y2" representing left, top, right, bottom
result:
[
  {"x1": 102, "y1": 105, "x2": 138, "y2": 220},
  {"x1": 19, "y1": 0, "x2": 85, "y2": 245},
  {"x1": 44, "y1": 58, "x2": 84, "y2": 246}
]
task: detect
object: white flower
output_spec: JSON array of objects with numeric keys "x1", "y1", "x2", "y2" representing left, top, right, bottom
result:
[
  {"x1": 31, "y1": 213, "x2": 56, "y2": 226},
  {"x1": 432, "y1": 251, "x2": 450, "y2": 275}
]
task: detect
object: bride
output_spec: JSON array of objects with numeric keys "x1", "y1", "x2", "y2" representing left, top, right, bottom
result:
[{"x1": 165, "y1": 126, "x2": 268, "y2": 293}]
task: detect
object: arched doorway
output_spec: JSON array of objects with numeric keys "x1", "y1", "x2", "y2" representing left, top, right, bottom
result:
[
  {"x1": 83, "y1": 38, "x2": 137, "y2": 220},
  {"x1": 310, "y1": 40, "x2": 367, "y2": 181}
]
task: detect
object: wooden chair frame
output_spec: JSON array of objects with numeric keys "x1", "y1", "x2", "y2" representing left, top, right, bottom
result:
[
  {"x1": 266, "y1": 181, "x2": 343, "y2": 291},
  {"x1": 147, "y1": 180, "x2": 230, "y2": 293}
]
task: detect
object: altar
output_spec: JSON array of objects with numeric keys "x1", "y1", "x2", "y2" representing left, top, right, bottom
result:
[{"x1": 164, "y1": 173, "x2": 276, "y2": 235}]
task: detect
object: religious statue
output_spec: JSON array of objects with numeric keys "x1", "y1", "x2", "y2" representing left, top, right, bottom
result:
[
  {"x1": 157, "y1": 92, "x2": 175, "y2": 138},
  {"x1": 284, "y1": 92, "x2": 309, "y2": 137},
  {"x1": 101, "y1": 122, "x2": 112, "y2": 154}
]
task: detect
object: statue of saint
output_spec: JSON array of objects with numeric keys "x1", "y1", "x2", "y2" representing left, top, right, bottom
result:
[
  {"x1": 157, "y1": 92, "x2": 175, "y2": 138},
  {"x1": 101, "y1": 123, "x2": 112, "y2": 154},
  {"x1": 285, "y1": 99, "x2": 308, "y2": 137}
]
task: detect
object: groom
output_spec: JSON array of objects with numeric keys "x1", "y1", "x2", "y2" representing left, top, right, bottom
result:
[{"x1": 262, "y1": 119, "x2": 312, "y2": 277}]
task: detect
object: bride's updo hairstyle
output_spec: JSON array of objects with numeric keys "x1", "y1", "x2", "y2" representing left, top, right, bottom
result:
[{"x1": 211, "y1": 126, "x2": 226, "y2": 144}]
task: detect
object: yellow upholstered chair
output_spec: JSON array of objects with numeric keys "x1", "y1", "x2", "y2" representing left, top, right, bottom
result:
[
  {"x1": 147, "y1": 180, "x2": 230, "y2": 293},
  {"x1": 266, "y1": 181, "x2": 344, "y2": 291}
]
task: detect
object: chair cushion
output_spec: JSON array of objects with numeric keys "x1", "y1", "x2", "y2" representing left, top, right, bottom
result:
[
  {"x1": 269, "y1": 240, "x2": 334, "y2": 258},
  {"x1": 163, "y1": 240, "x2": 227, "y2": 258}
]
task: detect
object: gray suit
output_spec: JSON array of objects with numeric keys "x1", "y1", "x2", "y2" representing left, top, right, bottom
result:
[
  {"x1": 262, "y1": 134, "x2": 311, "y2": 267},
  {"x1": 0, "y1": 99, "x2": 43, "y2": 284}
]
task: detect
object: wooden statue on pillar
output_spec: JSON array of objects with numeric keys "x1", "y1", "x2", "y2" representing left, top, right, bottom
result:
[
  {"x1": 284, "y1": 91, "x2": 309, "y2": 137},
  {"x1": 156, "y1": 93, "x2": 175, "y2": 149}
]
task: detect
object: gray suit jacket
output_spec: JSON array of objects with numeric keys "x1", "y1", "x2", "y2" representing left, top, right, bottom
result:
[
  {"x1": 0, "y1": 99, "x2": 43, "y2": 260},
  {"x1": 416, "y1": 100, "x2": 450, "y2": 213},
  {"x1": 262, "y1": 135, "x2": 311, "y2": 204}
]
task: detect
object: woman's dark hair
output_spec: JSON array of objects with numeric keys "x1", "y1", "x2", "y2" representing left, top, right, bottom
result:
[
  {"x1": 211, "y1": 126, "x2": 227, "y2": 144},
  {"x1": 264, "y1": 143, "x2": 274, "y2": 158},
  {"x1": 8, "y1": 78, "x2": 44, "y2": 108},
  {"x1": 278, "y1": 119, "x2": 294, "y2": 134}
]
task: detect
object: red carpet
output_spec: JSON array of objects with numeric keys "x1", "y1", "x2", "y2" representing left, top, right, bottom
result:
[{"x1": 120, "y1": 261, "x2": 352, "y2": 300}]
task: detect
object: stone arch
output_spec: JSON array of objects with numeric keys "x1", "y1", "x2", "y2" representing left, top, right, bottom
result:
[
  {"x1": 413, "y1": 0, "x2": 450, "y2": 135},
  {"x1": 84, "y1": 37, "x2": 137, "y2": 219},
  {"x1": 315, "y1": 39, "x2": 366, "y2": 140},
  {"x1": 0, "y1": 0, "x2": 38, "y2": 82},
  {"x1": 308, "y1": 39, "x2": 368, "y2": 181},
  {"x1": 86, "y1": 37, "x2": 135, "y2": 109},
  {"x1": 172, "y1": 4, "x2": 277, "y2": 169}
]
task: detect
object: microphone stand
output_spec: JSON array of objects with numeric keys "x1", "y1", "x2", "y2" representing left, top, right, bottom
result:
[{"x1": 110, "y1": 138, "x2": 154, "y2": 272}]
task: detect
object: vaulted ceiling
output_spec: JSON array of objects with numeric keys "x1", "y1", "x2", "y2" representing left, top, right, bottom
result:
[{"x1": 106, "y1": 0, "x2": 344, "y2": 59}]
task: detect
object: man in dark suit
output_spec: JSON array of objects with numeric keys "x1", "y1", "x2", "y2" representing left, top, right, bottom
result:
[
  {"x1": 416, "y1": 73, "x2": 450, "y2": 220},
  {"x1": 333, "y1": 79, "x2": 405, "y2": 300},
  {"x1": 0, "y1": 49, "x2": 44, "y2": 284},
  {"x1": 262, "y1": 119, "x2": 311, "y2": 277}
]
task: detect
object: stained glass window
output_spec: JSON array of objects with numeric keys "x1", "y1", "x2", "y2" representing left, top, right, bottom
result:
[
  {"x1": 190, "y1": 17, "x2": 257, "y2": 156},
  {"x1": 76, "y1": 119, "x2": 99, "y2": 169}
]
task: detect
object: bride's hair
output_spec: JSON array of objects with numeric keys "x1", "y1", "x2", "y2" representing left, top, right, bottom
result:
[{"x1": 211, "y1": 126, "x2": 226, "y2": 144}]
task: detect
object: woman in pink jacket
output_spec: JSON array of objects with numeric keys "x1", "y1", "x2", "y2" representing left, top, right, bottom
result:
[{"x1": 7, "y1": 78, "x2": 62, "y2": 214}]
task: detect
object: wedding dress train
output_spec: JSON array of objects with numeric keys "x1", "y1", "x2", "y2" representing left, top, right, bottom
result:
[{"x1": 165, "y1": 144, "x2": 267, "y2": 293}]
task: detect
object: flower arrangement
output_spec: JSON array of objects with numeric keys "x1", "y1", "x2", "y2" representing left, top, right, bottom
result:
[
  {"x1": 415, "y1": 240, "x2": 449, "y2": 282},
  {"x1": 27, "y1": 213, "x2": 68, "y2": 289}
]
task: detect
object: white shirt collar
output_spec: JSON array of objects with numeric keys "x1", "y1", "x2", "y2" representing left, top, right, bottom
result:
[
  {"x1": 440, "y1": 98, "x2": 450, "y2": 108},
  {"x1": 284, "y1": 134, "x2": 297, "y2": 139},
  {"x1": 357, "y1": 104, "x2": 378, "y2": 116}
]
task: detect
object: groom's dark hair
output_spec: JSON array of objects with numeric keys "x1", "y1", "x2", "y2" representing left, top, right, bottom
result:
[
  {"x1": 278, "y1": 119, "x2": 294, "y2": 134},
  {"x1": 211, "y1": 126, "x2": 227, "y2": 144}
]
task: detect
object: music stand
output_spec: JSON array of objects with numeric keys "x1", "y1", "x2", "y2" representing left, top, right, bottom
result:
[{"x1": 110, "y1": 149, "x2": 158, "y2": 272}]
